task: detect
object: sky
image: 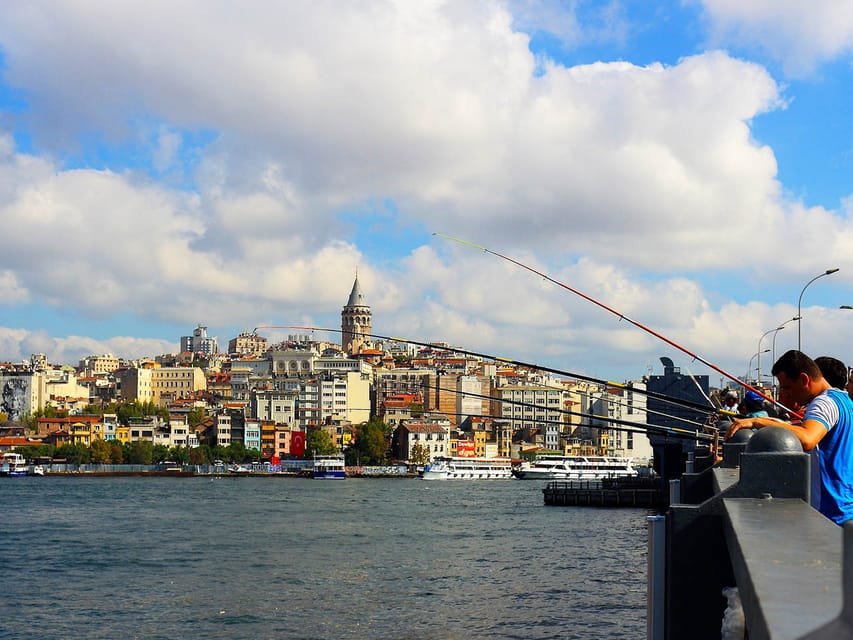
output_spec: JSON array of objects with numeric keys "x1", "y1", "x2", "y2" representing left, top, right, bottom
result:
[{"x1": 2, "y1": 0, "x2": 853, "y2": 387}]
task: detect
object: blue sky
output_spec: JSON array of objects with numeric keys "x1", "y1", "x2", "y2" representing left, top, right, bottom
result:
[{"x1": 2, "y1": 0, "x2": 853, "y2": 385}]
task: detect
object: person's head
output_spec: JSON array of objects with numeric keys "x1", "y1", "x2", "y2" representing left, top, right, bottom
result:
[
  {"x1": 722, "y1": 391, "x2": 738, "y2": 407},
  {"x1": 742, "y1": 390, "x2": 765, "y2": 413},
  {"x1": 815, "y1": 356, "x2": 848, "y2": 389},
  {"x1": 847, "y1": 368, "x2": 853, "y2": 401},
  {"x1": 771, "y1": 350, "x2": 827, "y2": 407}
]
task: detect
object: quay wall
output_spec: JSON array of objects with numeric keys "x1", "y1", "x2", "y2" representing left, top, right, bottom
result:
[{"x1": 652, "y1": 427, "x2": 852, "y2": 639}]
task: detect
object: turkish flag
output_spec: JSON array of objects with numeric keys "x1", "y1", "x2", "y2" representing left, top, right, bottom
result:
[{"x1": 291, "y1": 431, "x2": 306, "y2": 457}]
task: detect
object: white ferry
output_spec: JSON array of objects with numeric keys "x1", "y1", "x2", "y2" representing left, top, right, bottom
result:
[
  {"x1": 421, "y1": 456, "x2": 514, "y2": 480},
  {"x1": 0, "y1": 452, "x2": 29, "y2": 477},
  {"x1": 512, "y1": 455, "x2": 637, "y2": 481},
  {"x1": 312, "y1": 455, "x2": 347, "y2": 479}
]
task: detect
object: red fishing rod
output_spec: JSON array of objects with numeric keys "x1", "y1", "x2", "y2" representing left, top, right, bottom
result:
[{"x1": 434, "y1": 232, "x2": 798, "y2": 418}]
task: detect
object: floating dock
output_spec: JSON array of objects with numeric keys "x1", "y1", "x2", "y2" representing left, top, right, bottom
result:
[{"x1": 543, "y1": 477, "x2": 667, "y2": 509}]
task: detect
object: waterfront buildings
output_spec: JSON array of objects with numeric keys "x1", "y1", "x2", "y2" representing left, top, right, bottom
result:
[{"x1": 0, "y1": 273, "x2": 663, "y2": 466}]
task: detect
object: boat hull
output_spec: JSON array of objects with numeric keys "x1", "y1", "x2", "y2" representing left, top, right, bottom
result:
[
  {"x1": 312, "y1": 455, "x2": 347, "y2": 479},
  {"x1": 312, "y1": 470, "x2": 347, "y2": 479},
  {"x1": 421, "y1": 457, "x2": 514, "y2": 480},
  {"x1": 513, "y1": 456, "x2": 638, "y2": 481}
]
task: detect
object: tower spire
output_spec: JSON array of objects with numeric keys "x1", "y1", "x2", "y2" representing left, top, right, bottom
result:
[{"x1": 341, "y1": 272, "x2": 371, "y2": 355}]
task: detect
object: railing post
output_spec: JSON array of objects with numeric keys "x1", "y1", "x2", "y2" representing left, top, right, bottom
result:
[{"x1": 647, "y1": 515, "x2": 666, "y2": 640}]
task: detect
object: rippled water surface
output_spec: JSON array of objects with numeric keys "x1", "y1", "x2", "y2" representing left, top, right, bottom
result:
[{"x1": 1, "y1": 477, "x2": 649, "y2": 639}]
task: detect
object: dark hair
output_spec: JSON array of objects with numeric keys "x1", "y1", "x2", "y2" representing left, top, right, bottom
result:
[
  {"x1": 771, "y1": 350, "x2": 822, "y2": 381},
  {"x1": 815, "y1": 356, "x2": 848, "y2": 389}
]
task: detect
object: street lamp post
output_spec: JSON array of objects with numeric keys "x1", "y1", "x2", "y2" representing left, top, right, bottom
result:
[
  {"x1": 798, "y1": 268, "x2": 840, "y2": 351},
  {"x1": 757, "y1": 328, "x2": 781, "y2": 386},
  {"x1": 770, "y1": 316, "x2": 800, "y2": 399},
  {"x1": 747, "y1": 349, "x2": 770, "y2": 385}
]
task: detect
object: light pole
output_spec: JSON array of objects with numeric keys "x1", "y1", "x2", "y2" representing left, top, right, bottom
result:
[
  {"x1": 757, "y1": 328, "x2": 780, "y2": 386},
  {"x1": 747, "y1": 349, "x2": 770, "y2": 385},
  {"x1": 798, "y1": 268, "x2": 840, "y2": 351},
  {"x1": 770, "y1": 316, "x2": 800, "y2": 399}
]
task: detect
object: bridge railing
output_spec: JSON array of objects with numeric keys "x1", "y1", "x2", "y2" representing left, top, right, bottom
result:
[{"x1": 650, "y1": 426, "x2": 853, "y2": 639}]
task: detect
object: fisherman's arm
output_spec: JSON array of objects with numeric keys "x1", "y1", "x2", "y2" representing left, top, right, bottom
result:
[
  {"x1": 726, "y1": 417, "x2": 826, "y2": 451},
  {"x1": 726, "y1": 416, "x2": 789, "y2": 438}
]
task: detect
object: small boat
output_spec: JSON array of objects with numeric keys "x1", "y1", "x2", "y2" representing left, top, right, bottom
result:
[
  {"x1": 228, "y1": 464, "x2": 252, "y2": 474},
  {"x1": 512, "y1": 455, "x2": 638, "y2": 481},
  {"x1": 421, "y1": 456, "x2": 514, "y2": 480},
  {"x1": 312, "y1": 455, "x2": 346, "y2": 479},
  {"x1": 0, "y1": 452, "x2": 29, "y2": 477}
]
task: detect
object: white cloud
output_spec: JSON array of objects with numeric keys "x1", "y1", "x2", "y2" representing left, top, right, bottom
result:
[
  {"x1": 701, "y1": 0, "x2": 853, "y2": 75},
  {"x1": 0, "y1": 2, "x2": 852, "y2": 379}
]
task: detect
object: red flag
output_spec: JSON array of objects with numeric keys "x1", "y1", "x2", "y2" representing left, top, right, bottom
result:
[
  {"x1": 291, "y1": 431, "x2": 306, "y2": 457},
  {"x1": 270, "y1": 455, "x2": 281, "y2": 466}
]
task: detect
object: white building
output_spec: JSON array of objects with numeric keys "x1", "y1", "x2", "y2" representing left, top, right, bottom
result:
[
  {"x1": 396, "y1": 420, "x2": 450, "y2": 462},
  {"x1": 181, "y1": 325, "x2": 219, "y2": 355},
  {"x1": 252, "y1": 390, "x2": 297, "y2": 425}
]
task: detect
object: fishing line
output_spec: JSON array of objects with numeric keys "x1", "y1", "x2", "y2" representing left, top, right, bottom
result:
[
  {"x1": 255, "y1": 324, "x2": 722, "y2": 416},
  {"x1": 418, "y1": 381, "x2": 715, "y2": 442},
  {"x1": 433, "y1": 233, "x2": 798, "y2": 418}
]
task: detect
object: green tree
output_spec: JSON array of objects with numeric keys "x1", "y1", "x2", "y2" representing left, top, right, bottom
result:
[
  {"x1": 305, "y1": 429, "x2": 337, "y2": 458},
  {"x1": 89, "y1": 439, "x2": 113, "y2": 464},
  {"x1": 55, "y1": 443, "x2": 90, "y2": 464},
  {"x1": 13, "y1": 444, "x2": 55, "y2": 461},
  {"x1": 152, "y1": 444, "x2": 170, "y2": 463},
  {"x1": 116, "y1": 401, "x2": 170, "y2": 426},
  {"x1": 127, "y1": 440, "x2": 154, "y2": 464},
  {"x1": 226, "y1": 441, "x2": 248, "y2": 463},
  {"x1": 169, "y1": 446, "x2": 191, "y2": 464},
  {"x1": 186, "y1": 407, "x2": 206, "y2": 428},
  {"x1": 190, "y1": 444, "x2": 212, "y2": 465},
  {"x1": 110, "y1": 441, "x2": 125, "y2": 464},
  {"x1": 409, "y1": 442, "x2": 431, "y2": 465},
  {"x1": 347, "y1": 418, "x2": 391, "y2": 465}
]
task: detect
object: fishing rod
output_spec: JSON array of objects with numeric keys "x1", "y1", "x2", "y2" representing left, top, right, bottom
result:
[
  {"x1": 431, "y1": 409, "x2": 713, "y2": 443},
  {"x1": 434, "y1": 233, "x2": 798, "y2": 418},
  {"x1": 418, "y1": 381, "x2": 716, "y2": 442},
  {"x1": 392, "y1": 371, "x2": 713, "y2": 431},
  {"x1": 254, "y1": 324, "x2": 725, "y2": 417}
]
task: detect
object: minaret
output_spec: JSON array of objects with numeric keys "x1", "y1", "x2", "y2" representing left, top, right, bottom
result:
[{"x1": 341, "y1": 272, "x2": 371, "y2": 355}]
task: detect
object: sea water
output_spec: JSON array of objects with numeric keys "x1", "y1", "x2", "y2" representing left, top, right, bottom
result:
[{"x1": 0, "y1": 477, "x2": 649, "y2": 639}]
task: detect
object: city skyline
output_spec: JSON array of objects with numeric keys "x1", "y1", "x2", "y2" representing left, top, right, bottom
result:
[{"x1": 2, "y1": 2, "x2": 853, "y2": 384}]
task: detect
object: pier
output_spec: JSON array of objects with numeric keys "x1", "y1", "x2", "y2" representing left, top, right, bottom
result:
[
  {"x1": 649, "y1": 426, "x2": 853, "y2": 639},
  {"x1": 543, "y1": 477, "x2": 667, "y2": 508}
]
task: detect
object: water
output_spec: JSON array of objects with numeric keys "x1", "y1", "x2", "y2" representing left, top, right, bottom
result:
[{"x1": 0, "y1": 477, "x2": 649, "y2": 639}]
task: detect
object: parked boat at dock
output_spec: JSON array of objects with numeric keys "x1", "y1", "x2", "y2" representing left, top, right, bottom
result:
[
  {"x1": 512, "y1": 455, "x2": 637, "y2": 481},
  {"x1": 0, "y1": 452, "x2": 29, "y2": 477},
  {"x1": 312, "y1": 455, "x2": 347, "y2": 479},
  {"x1": 421, "y1": 456, "x2": 514, "y2": 480}
]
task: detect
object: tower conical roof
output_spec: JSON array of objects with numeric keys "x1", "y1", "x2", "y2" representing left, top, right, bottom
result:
[{"x1": 346, "y1": 275, "x2": 367, "y2": 307}]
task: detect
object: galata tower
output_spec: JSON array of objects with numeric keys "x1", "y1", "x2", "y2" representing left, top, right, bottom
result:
[{"x1": 341, "y1": 273, "x2": 371, "y2": 355}]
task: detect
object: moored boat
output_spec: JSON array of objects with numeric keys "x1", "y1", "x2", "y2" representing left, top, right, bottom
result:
[
  {"x1": 312, "y1": 455, "x2": 346, "y2": 479},
  {"x1": 0, "y1": 452, "x2": 29, "y2": 477},
  {"x1": 513, "y1": 455, "x2": 637, "y2": 481},
  {"x1": 421, "y1": 456, "x2": 514, "y2": 480}
]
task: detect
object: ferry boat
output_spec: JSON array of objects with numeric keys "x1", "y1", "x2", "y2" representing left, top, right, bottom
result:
[
  {"x1": 421, "y1": 456, "x2": 514, "y2": 480},
  {"x1": 312, "y1": 455, "x2": 347, "y2": 479},
  {"x1": 512, "y1": 455, "x2": 637, "y2": 481},
  {"x1": 0, "y1": 452, "x2": 29, "y2": 477}
]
